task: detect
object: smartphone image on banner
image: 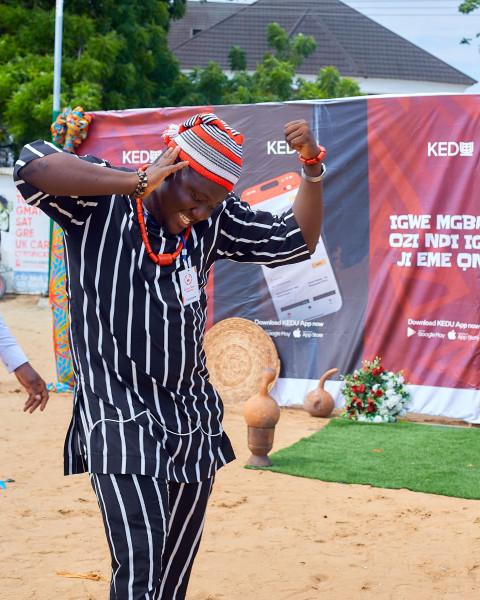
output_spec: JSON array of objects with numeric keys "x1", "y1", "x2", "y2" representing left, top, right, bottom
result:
[{"x1": 241, "y1": 172, "x2": 342, "y2": 321}]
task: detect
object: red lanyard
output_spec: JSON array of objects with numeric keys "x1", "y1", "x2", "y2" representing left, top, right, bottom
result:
[{"x1": 135, "y1": 198, "x2": 191, "y2": 266}]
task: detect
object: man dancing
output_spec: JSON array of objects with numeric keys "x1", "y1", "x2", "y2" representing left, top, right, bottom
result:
[{"x1": 14, "y1": 113, "x2": 325, "y2": 600}]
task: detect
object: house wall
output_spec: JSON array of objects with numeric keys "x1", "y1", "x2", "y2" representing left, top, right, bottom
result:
[
  {"x1": 182, "y1": 69, "x2": 471, "y2": 96},
  {"x1": 344, "y1": 78, "x2": 468, "y2": 96}
]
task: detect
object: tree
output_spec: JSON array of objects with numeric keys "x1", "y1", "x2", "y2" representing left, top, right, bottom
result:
[
  {"x1": 187, "y1": 62, "x2": 230, "y2": 106},
  {"x1": 0, "y1": 0, "x2": 186, "y2": 160},
  {"x1": 458, "y1": 0, "x2": 480, "y2": 45},
  {"x1": 296, "y1": 66, "x2": 361, "y2": 100},
  {"x1": 0, "y1": 10, "x2": 362, "y2": 164},
  {"x1": 175, "y1": 23, "x2": 361, "y2": 106},
  {"x1": 267, "y1": 23, "x2": 316, "y2": 67},
  {"x1": 459, "y1": 0, "x2": 480, "y2": 12},
  {"x1": 228, "y1": 46, "x2": 247, "y2": 72}
]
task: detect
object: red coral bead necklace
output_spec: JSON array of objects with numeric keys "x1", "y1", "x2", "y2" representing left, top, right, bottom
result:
[{"x1": 135, "y1": 197, "x2": 191, "y2": 266}]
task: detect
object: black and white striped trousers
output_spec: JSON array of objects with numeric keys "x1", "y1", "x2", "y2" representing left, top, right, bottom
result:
[{"x1": 90, "y1": 473, "x2": 214, "y2": 600}]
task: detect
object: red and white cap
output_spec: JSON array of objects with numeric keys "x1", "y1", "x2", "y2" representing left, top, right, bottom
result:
[{"x1": 163, "y1": 113, "x2": 243, "y2": 192}]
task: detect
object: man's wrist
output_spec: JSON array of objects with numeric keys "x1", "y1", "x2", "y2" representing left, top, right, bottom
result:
[
  {"x1": 301, "y1": 163, "x2": 326, "y2": 183},
  {"x1": 302, "y1": 161, "x2": 325, "y2": 177},
  {"x1": 129, "y1": 168, "x2": 148, "y2": 200},
  {"x1": 298, "y1": 145, "x2": 326, "y2": 164}
]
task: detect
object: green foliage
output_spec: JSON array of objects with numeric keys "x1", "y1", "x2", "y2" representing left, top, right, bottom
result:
[
  {"x1": 458, "y1": 0, "x2": 480, "y2": 13},
  {"x1": 228, "y1": 46, "x2": 247, "y2": 72},
  {"x1": 290, "y1": 33, "x2": 317, "y2": 68},
  {"x1": 178, "y1": 23, "x2": 361, "y2": 108},
  {"x1": 251, "y1": 55, "x2": 295, "y2": 102},
  {"x1": 0, "y1": 0, "x2": 186, "y2": 158},
  {"x1": 1, "y1": 9, "x2": 362, "y2": 162},
  {"x1": 266, "y1": 22, "x2": 291, "y2": 60},
  {"x1": 186, "y1": 62, "x2": 229, "y2": 106},
  {"x1": 296, "y1": 67, "x2": 361, "y2": 100},
  {"x1": 266, "y1": 23, "x2": 316, "y2": 68},
  {"x1": 458, "y1": 1, "x2": 480, "y2": 45}
]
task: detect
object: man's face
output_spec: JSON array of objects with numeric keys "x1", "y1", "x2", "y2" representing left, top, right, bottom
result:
[{"x1": 150, "y1": 166, "x2": 229, "y2": 235}]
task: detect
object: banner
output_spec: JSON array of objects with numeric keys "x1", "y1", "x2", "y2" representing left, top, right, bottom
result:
[
  {"x1": 364, "y1": 95, "x2": 480, "y2": 421},
  {"x1": 13, "y1": 190, "x2": 49, "y2": 293},
  {"x1": 73, "y1": 95, "x2": 480, "y2": 422}
]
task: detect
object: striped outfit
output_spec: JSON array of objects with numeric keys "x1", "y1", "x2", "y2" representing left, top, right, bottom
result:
[
  {"x1": 90, "y1": 473, "x2": 214, "y2": 600},
  {"x1": 14, "y1": 140, "x2": 310, "y2": 599}
]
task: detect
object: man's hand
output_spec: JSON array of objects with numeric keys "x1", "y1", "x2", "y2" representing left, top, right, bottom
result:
[
  {"x1": 14, "y1": 362, "x2": 49, "y2": 413},
  {"x1": 19, "y1": 145, "x2": 189, "y2": 200},
  {"x1": 284, "y1": 120, "x2": 319, "y2": 161},
  {"x1": 143, "y1": 146, "x2": 189, "y2": 196}
]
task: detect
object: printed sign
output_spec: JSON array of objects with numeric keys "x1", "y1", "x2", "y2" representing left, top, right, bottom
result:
[
  {"x1": 70, "y1": 96, "x2": 480, "y2": 422},
  {"x1": 13, "y1": 189, "x2": 49, "y2": 293}
]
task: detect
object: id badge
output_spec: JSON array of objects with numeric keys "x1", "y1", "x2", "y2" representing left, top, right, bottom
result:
[{"x1": 179, "y1": 266, "x2": 200, "y2": 305}]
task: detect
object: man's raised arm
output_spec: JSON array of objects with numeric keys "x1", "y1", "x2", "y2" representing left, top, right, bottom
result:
[
  {"x1": 19, "y1": 145, "x2": 188, "y2": 198},
  {"x1": 285, "y1": 120, "x2": 325, "y2": 254}
]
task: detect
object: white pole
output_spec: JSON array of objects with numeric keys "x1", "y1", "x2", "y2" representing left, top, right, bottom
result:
[
  {"x1": 50, "y1": 0, "x2": 64, "y2": 292},
  {"x1": 53, "y1": 0, "x2": 64, "y2": 114}
]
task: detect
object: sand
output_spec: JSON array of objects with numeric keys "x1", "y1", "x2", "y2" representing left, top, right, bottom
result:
[{"x1": 0, "y1": 294, "x2": 479, "y2": 600}]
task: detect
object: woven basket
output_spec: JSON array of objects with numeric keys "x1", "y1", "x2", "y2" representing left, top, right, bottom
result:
[{"x1": 204, "y1": 317, "x2": 280, "y2": 403}]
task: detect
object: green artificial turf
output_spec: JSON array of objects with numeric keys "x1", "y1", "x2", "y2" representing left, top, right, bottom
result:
[{"x1": 252, "y1": 418, "x2": 480, "y2": 499}]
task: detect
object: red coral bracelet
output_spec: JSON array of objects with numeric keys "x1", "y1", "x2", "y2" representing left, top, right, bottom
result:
[{"x1": 298, "y1": 145, "x2": 327, "y2": 165}]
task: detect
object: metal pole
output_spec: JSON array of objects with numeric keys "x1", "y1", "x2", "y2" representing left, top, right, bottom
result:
[
  {"x1": 49, "y1": 0, "x2": 64, "y2": 294},
  {"x1": 52, "y1": 0, "x2": 64, "y2": 117}
]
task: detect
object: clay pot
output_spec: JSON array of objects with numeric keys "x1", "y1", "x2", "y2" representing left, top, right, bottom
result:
[
  {"x1": 304, "y1": 368, "x2": 338, "y2": 417},
  {"x1": 244, "y1": 368, "x2": 280, "y2": 428},
  {"x1": 244, "y1": 368, "x2": 280, "y2": 467}
]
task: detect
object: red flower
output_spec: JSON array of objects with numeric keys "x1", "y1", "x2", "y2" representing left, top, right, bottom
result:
[
  {"x1": 375, "y1": 389, "x2": 384, "y2": 397},
  {"x1": 357, "y1": 384, "x2": 366, "y2": 394}
]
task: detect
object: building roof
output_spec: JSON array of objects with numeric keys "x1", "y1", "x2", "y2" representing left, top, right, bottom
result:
[
  {"x1": 168, "y1": 1, "x2": 244, "y2": 49},
  {"x1": 168, "y1": 0, "x2": 476, "y2": 89}
]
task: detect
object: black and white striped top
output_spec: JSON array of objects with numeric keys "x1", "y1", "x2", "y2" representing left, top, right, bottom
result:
[{"x1": 14, "y1": 140, "x2": 310, "y2": 483}]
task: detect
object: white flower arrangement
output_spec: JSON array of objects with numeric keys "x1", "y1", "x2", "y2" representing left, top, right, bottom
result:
[{"x1": 341, "y1": 357, "x2": 412, "y2": 422}]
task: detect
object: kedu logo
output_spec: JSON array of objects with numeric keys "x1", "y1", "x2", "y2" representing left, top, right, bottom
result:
[
  {"x1": 122, "y1": 150, "x2": 163, "y2": 164},
  {"x1": 427, "y1": 141, "x2": 474, "y2": 157},
  {"x1": 266, "y1": 141, "x2": 296, "y2": 155}
]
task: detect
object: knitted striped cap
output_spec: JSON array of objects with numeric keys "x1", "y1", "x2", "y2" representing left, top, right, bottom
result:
[{"x1": 162, "y1": 113, "x2": 243, "y2": 192}]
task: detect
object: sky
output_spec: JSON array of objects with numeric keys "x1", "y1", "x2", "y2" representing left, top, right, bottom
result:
[
  {"x1": 342, "y1": 0, "x2": 480, "y2": 92},
  {"x1": 189, "y1": 0, "x2": 480, "y2": 93}
]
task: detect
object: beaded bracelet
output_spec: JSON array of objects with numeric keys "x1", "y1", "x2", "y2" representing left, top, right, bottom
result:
[
  {"x1": 298, "y1": 145, "x2": 327, "y2": 165},
  {"x1": 130, "y1": 169, "x2": 148, "y2": 200}
]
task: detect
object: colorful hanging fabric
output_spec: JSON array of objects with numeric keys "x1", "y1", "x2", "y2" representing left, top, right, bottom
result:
[
  {"x1": 48, "y1": 106, "x2": 92, "y2": 392},
  {"x1": 50, "y1": 106, "x2": 92, "y2": 153},
  {"x1": 47, "y1": 222, "x2": 75, "y2": 393}
]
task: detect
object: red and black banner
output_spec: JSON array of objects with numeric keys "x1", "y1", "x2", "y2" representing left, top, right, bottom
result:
[{"x1": 77, "y1": 95, "x2": 480, "y2": 422}]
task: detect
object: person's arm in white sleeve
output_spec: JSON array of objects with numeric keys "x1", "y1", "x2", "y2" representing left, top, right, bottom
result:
[
  {"x1": 0, "y1": 313, "x2": 49, "y2": 413},
  {"x1": 0, "y1": 312, "x2": 28, "y2": 373}
]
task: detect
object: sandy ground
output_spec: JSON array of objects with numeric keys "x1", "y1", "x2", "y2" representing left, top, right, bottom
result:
[{"x1": 0, "y1": 294, "x2": 479, "y2": 600}]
